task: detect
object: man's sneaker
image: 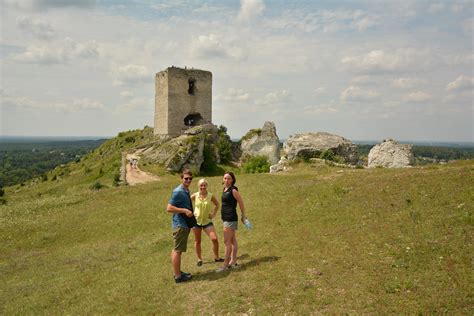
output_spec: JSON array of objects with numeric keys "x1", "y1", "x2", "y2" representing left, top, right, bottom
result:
[
  {"x1": 214, "y1": 258, "x2": 224, "y2": 262},
  {"x1": 175, "y1": 273, "x2": 192, "y2": 283},
  {"x1": 180, "y1": 271, "x2": 191, "y2": 277}
]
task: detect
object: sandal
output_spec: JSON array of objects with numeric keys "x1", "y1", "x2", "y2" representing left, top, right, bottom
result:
[{"x1": 214, "y1": 258, "x2": 224, "y2": 262}]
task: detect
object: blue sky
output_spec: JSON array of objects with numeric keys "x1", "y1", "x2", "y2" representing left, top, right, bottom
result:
[{"x1": 1, "y1": 0, "x2": 473, "y2": 141}]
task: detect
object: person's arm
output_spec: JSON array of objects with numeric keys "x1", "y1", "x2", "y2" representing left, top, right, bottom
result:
[
  {"x1": 167, "y1": 203, "x2": 193, "y2": 217},
  {"x1": 191, "y1": 193, "x2": 196, "y2": 202},
  {"x1": 232, "y1": 189, "x2": 246, "y2": 223},
  {"x1": 210, "y1": 194, "x2": 220, "y2": 219}
]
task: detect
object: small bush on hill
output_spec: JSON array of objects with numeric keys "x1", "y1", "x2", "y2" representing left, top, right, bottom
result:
[
  {"x1": 320, "y1": 149, "x2": 335, "y2": 161},
  {"x1": 242, "y1": 155, "x2": 270, "y2": 173},
  {"x1": 113, "y1": 173, "x2": 121, "y2": 186},
  {"x1": 91, "y1": 181, "x2": 105, "y2": 190}
]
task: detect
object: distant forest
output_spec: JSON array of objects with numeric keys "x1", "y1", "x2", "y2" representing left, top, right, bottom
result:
[
  {"x1": 1, "y1": 139, "x2": 473, "y2": 187},
  {"x1": 0, "y1": 139, "x2": 107, "y2": 187}
]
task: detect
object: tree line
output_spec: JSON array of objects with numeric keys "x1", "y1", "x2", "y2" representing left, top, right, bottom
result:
[{"x1": 0, "y1": 139, "x2": 106, "y2": 187}]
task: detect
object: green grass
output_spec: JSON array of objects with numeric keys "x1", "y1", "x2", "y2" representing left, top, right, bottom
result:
[{"x1": 1, "y1": 160, "x2": 473, "y2": 314}]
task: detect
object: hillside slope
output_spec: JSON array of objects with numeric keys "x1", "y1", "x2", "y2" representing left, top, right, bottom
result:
[{"x1": 1, "y1": 159, "x2": 473, "y2": 313}]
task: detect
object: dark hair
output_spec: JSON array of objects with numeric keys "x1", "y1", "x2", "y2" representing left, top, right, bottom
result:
[
  {"x1": 224, "y1": 171, "x2": 236, "y2": 185},
  {"x1": 181, "y1": 168, "x2": 193, "y2": 178}
]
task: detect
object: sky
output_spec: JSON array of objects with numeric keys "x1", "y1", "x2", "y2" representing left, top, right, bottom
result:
[{"x1": 0, "y1": 0, "x2": 473, "y2": 142}]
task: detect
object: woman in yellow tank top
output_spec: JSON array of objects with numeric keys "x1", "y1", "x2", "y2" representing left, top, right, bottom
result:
[{"x1": 191, "y1": 178, "x2": 224, "y2": 266}]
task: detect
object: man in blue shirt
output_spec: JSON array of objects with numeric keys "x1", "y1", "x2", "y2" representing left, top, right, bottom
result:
[{"x1": 167, "y1": 169, "x2": 195, "y2": 283}]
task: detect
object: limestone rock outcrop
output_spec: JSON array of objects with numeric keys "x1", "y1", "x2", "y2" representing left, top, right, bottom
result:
[
  {"x1": 270, "y1": 156, "x2": 292, "y2": 173},
  {"x1": 283, "y1": 132, "x2": 358, "y2": 164},
  {"x1": 135, "y1": 124, "x2": 219, "y2": 172},
  {"x1": 240, "y1": 121, "x2": 281, "y2": 164},
  {"x1": 367, "y1": 139, "x2": 414, "y2": 168}
]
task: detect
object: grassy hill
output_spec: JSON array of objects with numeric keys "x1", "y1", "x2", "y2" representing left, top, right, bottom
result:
[{"x1": 1, "y1": 130, "x2": 473, "y2": 314}]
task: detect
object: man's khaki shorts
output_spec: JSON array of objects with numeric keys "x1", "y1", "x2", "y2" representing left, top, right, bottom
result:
[{"x1": 172, "y1": 226, "x2": 191, "y2": 252}]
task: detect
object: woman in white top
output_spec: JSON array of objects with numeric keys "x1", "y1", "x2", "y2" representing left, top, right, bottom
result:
[{"x1": 191, "y1": 178, "x2": 224, "y2": 266}]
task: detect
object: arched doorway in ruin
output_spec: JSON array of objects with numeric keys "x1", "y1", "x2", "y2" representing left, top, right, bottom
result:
[{"x1": 184, "y1": 113, "x2": 203, "y2": 127}]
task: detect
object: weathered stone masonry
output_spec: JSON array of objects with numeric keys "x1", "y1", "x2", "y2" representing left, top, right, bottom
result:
[{"x1": 154, "y1": 66, "x2": 212, "y2": 137}]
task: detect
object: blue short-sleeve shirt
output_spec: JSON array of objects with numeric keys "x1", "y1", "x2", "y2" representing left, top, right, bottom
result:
[{"x1": 168, "y1": 184, "x2": 192, "y2": 229}]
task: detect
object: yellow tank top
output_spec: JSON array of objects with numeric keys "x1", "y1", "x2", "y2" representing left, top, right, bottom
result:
[{"x1": 194, "y1": 192, "x2": 213, "y2": 226}]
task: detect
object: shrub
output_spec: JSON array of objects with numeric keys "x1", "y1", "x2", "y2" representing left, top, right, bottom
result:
[
  {"x1": 242, "y1": 155, "x2": 270, "y2": 173},
  {"x1": 320, "y1": 149, "x2": 335, "y2": 161},
  {"x1": 0, "y1": 188, "x2": 4, "y2": 197},
  {"x1": 91, "y1": 181, "x2": 104, "y2": 190},
  {"x1": 113, "y1": 173, "x2": 121, "y2": 186}
]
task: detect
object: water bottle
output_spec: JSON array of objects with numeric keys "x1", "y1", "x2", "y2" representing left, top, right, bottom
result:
[{"x1": 243, "y1": 218, "x2": 253, "y2": 230}]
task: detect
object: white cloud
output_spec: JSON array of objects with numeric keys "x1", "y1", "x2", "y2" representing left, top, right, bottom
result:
[
  {"x1": 120, "y1": 90, "x2": 134, "y2": 98},
  {"x1": 11, "y1": 37, "x2": 99, "y2": 64},
  {"x1": 3, "y1": 0, "x2": 95, "y2": 11},
  {"x1": 114, "y1": 97, "x2": 153, "y2": 113},
  {"x1": 71, "y1": 98, "x2": 104, "y2": 111},
  {"x1": 313, "y1": 87, "x2": 326, "y2": 96},
  {"x1": 392, "y1": 77, "x2": 423, "y2": 89},
  {"x1": 403, "y1": 91, "x2": 432, "y2": 102},
  {"x1": 17, "y1": 16, "x2": 55, "y2": 39},
  {"x1": 111, "y1": 64, "x2": 151, "y2": 86},
  {"x1": 340, "y1": 86, "x2": 379, "y2": 102},
  {"x1": 1, "y1": 90, "x2": 104, "y2": 112},
  {"x1": 350, "y1": 75, "x2": 378, "y2": 86},
  {"x1": 341, "y1": 49, "x2": 429, "y2": 74},
  {"x1": 303, "y1": 104, "x2": 338, "y2": 114},
  {"x1": 263, "y1": 8, "x2": 378, "y2": 33},
  {"x1": 463, "y1": 18, "x2": 473, "y2": 33},
  {"x1": 190, "y1": 34, "x2": 245, "y2": 60},
  {"x1": 446, "y1": 75, "x2": 474, "y2": 92},
  {"x1": 238, "y1": 0, "x2": 265, "y2": 22},
  {"x1": 255, "y1": 90, "x2": 291, "y2": 106},
  {"x1": 352, "y1": 16, "x2": 377, "y2": 31},
  {"x1": 215, "y1": 88, "x2": 250, "y2": 103},
  {"x1": 428, "y1": 3, "x2": 445, "y2": 14}
]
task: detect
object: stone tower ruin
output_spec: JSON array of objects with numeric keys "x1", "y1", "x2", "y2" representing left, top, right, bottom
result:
[{"x1": 154, "y1": 66, "x2": 212, "y2": 136}]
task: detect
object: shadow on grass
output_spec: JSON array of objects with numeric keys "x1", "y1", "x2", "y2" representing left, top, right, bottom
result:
[{"x1": 192, "y1": 254, "x2": 280, "y2": 282}]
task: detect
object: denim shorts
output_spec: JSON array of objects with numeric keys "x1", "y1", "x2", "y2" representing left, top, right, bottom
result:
[{"x1": 223, "y1": 221, "x2": 238, "y2": 230}]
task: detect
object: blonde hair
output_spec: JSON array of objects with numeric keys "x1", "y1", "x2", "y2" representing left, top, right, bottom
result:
[{"x1": 198, "y1": 178, "x2": 208, "y2": 186}]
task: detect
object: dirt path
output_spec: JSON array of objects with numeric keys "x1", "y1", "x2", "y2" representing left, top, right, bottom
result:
[{"x1": 125, "y1": 163, "x2": 160, "y2": 185}]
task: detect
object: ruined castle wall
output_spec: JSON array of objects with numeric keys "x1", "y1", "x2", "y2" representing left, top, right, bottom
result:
[
  {"x1": 154, "y1": 67, "x2": 212, "y2": 136},
  {"x1": 154, "y1": 72, "x2": 169, "y2": 135}
]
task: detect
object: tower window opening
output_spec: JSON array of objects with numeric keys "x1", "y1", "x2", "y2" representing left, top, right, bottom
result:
[{"x1": 188, "y1": 79, "x2": 196, "y2": 95}]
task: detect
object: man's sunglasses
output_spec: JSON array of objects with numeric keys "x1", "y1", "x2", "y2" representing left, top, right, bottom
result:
[{"x1": 183, "y1": 177, "x2": 193, "y2": 180}]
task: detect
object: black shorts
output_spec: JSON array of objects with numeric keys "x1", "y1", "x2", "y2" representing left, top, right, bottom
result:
[{"x1": 194, "y1": 222, "x2": 214, "y2": 229}]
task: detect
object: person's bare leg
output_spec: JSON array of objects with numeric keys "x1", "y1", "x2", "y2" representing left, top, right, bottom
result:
[
  {"x1": 171, "y1": 250, "x2": 182, "y2": 277},
  {"x1": 229, "y1": 233, "x2": 238, "y2": 266},
  {"x1": 223, "y1": 228, "x2": 234, "y2": 267},
  {"x1": 193, "y1": 228, "x2": 202, "y2": 262},
  {"x1": 204, "y1": 226, "x2": 220, "y2": 259}
]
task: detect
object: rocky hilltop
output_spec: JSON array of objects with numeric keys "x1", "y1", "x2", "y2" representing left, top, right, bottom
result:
[
  {"x1": 240, "y1": 121, "x2": 280, "y2": 164},
  {"x1": 283, "y1": 132, "x2": 358, "y2": 164}
]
